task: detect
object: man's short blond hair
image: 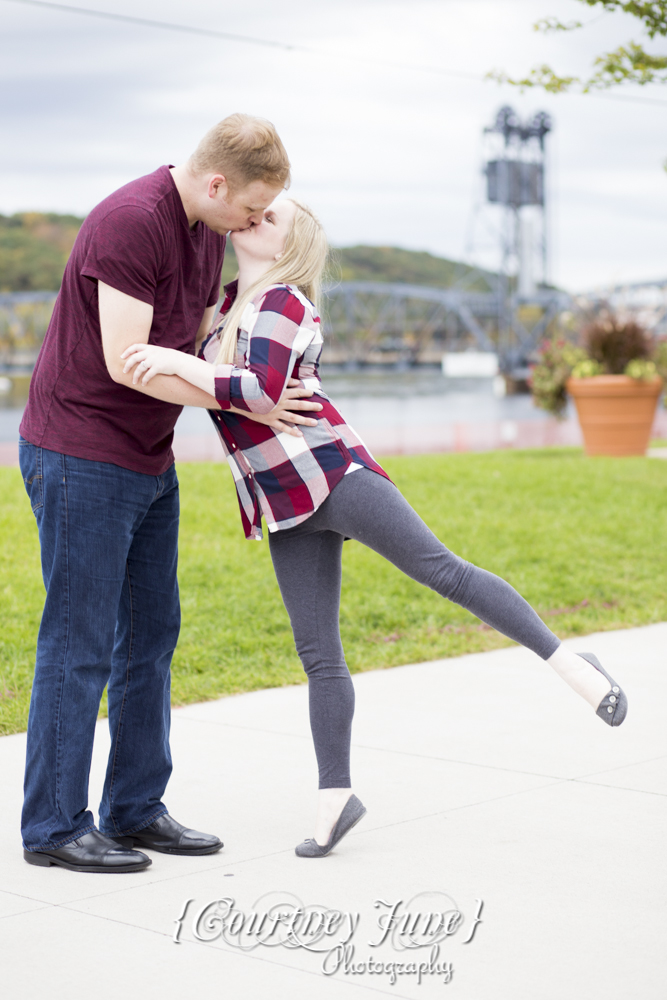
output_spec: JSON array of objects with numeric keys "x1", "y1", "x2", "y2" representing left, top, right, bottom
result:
[{"x1": 189, "y1": 113, "x2": 290, "y2": 190}]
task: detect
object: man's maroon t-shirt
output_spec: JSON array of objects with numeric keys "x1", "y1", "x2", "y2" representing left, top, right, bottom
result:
[{"x1": 20, "y1": 165, "x2": 226, "y2": 475}]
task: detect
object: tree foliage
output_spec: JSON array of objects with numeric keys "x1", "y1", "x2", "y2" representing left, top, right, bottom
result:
[
  {"x1": 0, "y1": 215, "x2": 496, "y2": 295},
  {"x1": 489, "y1": 0, "x2": 667, "y2": 92},
  {"x1": 332, "y1": 246, "x2": 495, "y2": 291},
  {"x1": 0, "y1": 212, "x2": 83, "y2": 291}
]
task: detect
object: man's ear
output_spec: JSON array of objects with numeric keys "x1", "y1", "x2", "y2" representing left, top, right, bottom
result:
[{"x1": 208, "y1": 174, "x2": 228, "y2": 200}]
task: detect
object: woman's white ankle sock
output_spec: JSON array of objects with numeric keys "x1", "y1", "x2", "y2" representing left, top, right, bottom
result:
[{"x1": 547, "y1": 645, "x2": 611, "y2": 710}]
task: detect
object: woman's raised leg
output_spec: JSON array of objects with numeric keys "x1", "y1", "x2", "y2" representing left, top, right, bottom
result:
[{"x1": 308, "y1": 469, "x2": 620, "y2": 717}]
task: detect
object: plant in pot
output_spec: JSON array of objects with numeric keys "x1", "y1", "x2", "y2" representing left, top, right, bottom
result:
[{"x1": 530, "y1": 312, "x2": 667, "y2": 456}]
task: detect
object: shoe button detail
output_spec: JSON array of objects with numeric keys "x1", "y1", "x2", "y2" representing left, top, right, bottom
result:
[
  {"x1": 612, "y1": 686, "x2": 619, "y2": 693},
  {"x1": 607, "y1": 706, "x2": 613, "y2": 713},
  {"x1": 609, "y1": 695, "x2": 616, "y2": 703}
]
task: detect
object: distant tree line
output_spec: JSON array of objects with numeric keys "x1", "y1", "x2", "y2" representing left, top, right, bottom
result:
[
  {"x1": 0, "y1": 211, "x2": 495, "y2": 294},
  {"x1": 0, "y1": 212, "x2": 84, "y2": 292}
]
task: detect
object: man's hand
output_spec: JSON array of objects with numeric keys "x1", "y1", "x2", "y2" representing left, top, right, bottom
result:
[
  {"x1": 99, "y1": 282, "x2": 322, "y2": 433},
  {"x1": 248, "y1": 378, "x2": 322, "y2": 436}
]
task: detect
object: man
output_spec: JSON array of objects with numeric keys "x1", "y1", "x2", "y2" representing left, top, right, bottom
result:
[{"x1": 18, "y1": 113, "x2": 321, "y2": 873}]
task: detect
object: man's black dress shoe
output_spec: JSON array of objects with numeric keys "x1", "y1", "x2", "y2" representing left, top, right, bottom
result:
[
  {"x1": 111, "y1": 813, "x2": 223, "y2": 856},
  {"x1": 23, "y1": 829, "x2": 151, "y2": 873}
]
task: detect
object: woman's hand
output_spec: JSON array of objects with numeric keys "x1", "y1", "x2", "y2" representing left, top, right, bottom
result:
[{"x1": 121, "y1": 344, "x2": 184, "y2": 385}]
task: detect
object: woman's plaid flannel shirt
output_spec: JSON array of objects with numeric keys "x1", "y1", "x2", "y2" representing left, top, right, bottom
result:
[{"x1": 200, "y1": 281, "x2": 390, "y2": 539}]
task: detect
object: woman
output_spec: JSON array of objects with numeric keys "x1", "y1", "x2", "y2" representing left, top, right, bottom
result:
[{"x1": 121, "y1": 198, "x2": 627, "y2": 859}]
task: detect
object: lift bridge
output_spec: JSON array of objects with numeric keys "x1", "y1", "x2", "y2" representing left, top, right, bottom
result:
[
  {"x1": 0, "y1": 106, "x2": 569, "y2": 378},
  {"x1": 2, "y1": 99, "x2": 666, "y2": 379},
  {"x1": 320, "y1": 105, "x2": 568, "y2": 374},
  {"x1": 3, "y1": 279, "x2": 667, "y2": 378},
  {"x1": 320, "y1": 273, "x2": 667, "y2": 368},
  {"x1": 0, "y1": 283, "x2": 569, "y2": 376},
  {"x1": 320, "y1": 280, "x2": 569, "y2": 372}
]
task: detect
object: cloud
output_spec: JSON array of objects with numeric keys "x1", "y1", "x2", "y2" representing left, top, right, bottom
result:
[{"x1": 0, "y1": 0, "x2": 666, "y2": 289}]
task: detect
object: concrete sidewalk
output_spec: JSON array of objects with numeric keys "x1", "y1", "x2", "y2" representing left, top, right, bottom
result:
[{"x1": 1, "y1": 624, "x2": 665, "y2": 999}]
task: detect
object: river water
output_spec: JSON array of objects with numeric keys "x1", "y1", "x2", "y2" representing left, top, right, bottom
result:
[
  {"x1": 0, "y1": 368, "x2": 561, "y2": 440},
  {"x1": 4, "y1": 366, "x2": 666, "y2": 458},
  {"x1": 169, "y1": 367, "x2": 587, "y2": 459}
]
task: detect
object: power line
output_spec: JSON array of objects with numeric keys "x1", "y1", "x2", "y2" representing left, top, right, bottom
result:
[
  {"x1": 0, "y1": 0, "x2": 483, "y2": 80},
  {"x1": 0, "y1": 0, "x2": 489, "y2": 84},
  {"x1": 1, "y1": 0, "x2": 297, "y2": 50},
  {"x1": 0, "y1": 0, "x2": 483, "y2": 82},
  {"x1": 3, "y1": 0, "x2": 667, "y2": 107}
]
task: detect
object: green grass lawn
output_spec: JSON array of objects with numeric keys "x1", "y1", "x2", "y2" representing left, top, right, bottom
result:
[{"x1": 2, "y1": 448, "x2": 667, "y2": 736}]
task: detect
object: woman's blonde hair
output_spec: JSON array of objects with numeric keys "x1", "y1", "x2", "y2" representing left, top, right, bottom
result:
[{"x1": 214, "y1": 198, "x2": 328, "y2": 365}]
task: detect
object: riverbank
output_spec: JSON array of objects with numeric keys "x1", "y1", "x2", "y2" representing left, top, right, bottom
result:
[{"x1": 3, "y1": 369, "x2": 665, "y2": 464}]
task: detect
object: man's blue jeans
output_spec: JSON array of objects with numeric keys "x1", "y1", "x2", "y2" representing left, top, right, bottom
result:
[{"x1": 19, "y1": 438, "x2": 181, "y2": 851}]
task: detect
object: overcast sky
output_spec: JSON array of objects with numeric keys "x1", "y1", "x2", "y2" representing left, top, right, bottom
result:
[{"x1": 1, "y1": 0, "x2": 666, "y2": 290}]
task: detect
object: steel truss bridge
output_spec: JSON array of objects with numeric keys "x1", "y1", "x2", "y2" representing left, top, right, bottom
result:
[
  {"x1": 2, "y1": 281, "x2": 667, "y2": 376},
  {"x1": 321, "y1": 281, "x2": 570, "y2": 372}
]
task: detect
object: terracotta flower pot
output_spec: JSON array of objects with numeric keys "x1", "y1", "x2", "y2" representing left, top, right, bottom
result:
[{"x1": 566, "y1": 374, "x2": 663, "y2": 456}]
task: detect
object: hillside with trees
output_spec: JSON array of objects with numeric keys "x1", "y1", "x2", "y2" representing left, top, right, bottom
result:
[
  {"x1": 0, "y1": 211, "x2": 494, "y2": 293},
  {"x1": 335, "y1": 244, "x2": 494, "y2": 290},
  {"x1": 0, "y1": 212, "x2": 83, "y2": 291},
  {"x1": 223, "y1": 242, "x2": 494, "y2": 290}
]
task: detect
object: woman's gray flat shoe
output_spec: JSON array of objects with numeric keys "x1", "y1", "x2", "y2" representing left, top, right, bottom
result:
[
  {"x1": 295, "y1": 794, "x2": 367, "y2": 858},
  {"x1": 579, "y1": 652, "x2": 628, "y2": 727}
]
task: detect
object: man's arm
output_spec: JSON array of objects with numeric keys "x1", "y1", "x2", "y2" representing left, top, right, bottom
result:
[
  {"x1": 98, "y1": 283, "x2": 322, "y2": 432},
  {"x1": 99, "y1": 281, "x2": 222, "y2": 408}
]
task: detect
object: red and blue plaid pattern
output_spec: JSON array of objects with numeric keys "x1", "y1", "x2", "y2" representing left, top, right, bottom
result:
[{"x1": 200, "y1": 281, "x2": 390, "y2": 539}]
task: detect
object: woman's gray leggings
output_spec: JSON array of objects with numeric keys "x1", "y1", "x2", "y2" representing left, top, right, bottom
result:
[{"x1": 268, "y1": 468, "x2": 561, "y2": 789}]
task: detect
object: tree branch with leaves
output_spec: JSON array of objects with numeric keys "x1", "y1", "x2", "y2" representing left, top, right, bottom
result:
[{"x1": 489, "y1": 1, "x2": 667, "y2": 92}]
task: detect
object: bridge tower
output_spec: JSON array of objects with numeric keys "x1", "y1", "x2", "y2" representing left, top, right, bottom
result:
[{"x1": 482, "y1": 105, "x2": 554, "y2": 373}]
